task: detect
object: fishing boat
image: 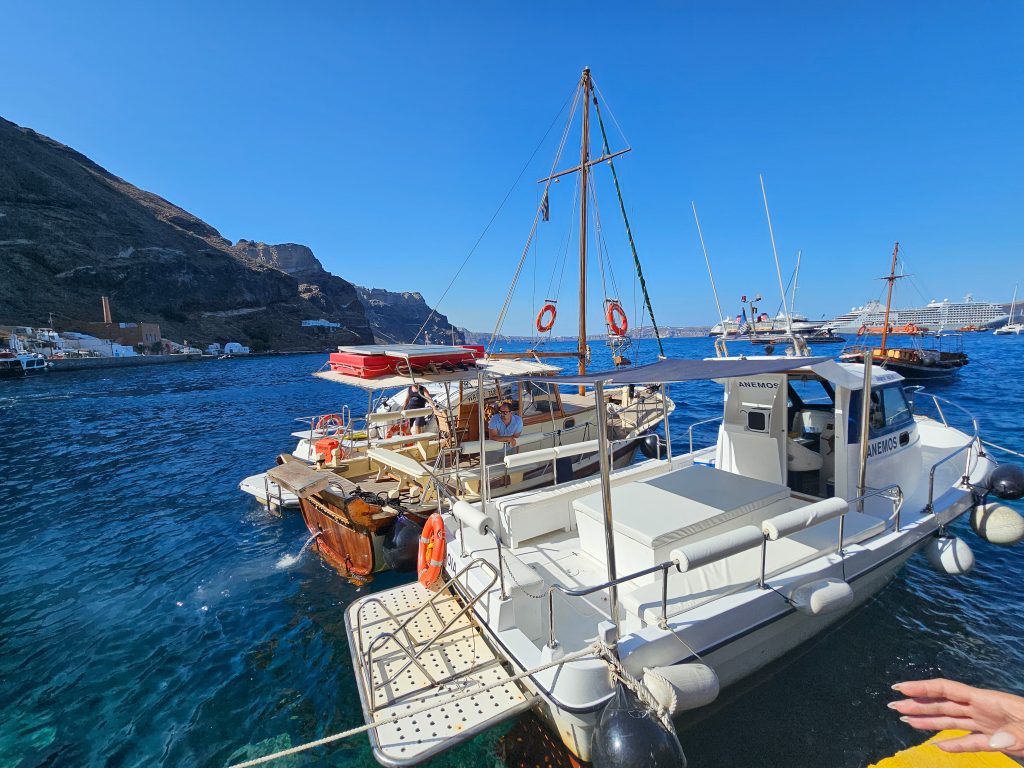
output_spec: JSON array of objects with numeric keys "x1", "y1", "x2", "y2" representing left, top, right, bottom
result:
[
  {"x1": 841, "y1": 243, "x2": 969, "y2": 380},
  {"x1": 0, "y1": 334, "x2": 49, "y2": 377},
  {"x1": 243, "y1": 76, "x2": 677, "y2": 576},
  {"x1": 994, "y1": 283, "x2": 1023, "y2": 335},
  {"x1": 341, "y1": 348, "x2": 1024, "y2": 766}
]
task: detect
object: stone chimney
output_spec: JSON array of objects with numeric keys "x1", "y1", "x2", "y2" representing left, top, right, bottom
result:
[{"x1": 101, "y1": 295, "x2": 112, "y2": 323}]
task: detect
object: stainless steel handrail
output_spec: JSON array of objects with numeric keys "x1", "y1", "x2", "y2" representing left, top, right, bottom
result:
[
  {"x1": 688, "y1": 416, "x2": 724, "y2": 454},
  {"x1": 917, "y1": 391, "x2": 982, "y2": 513}
]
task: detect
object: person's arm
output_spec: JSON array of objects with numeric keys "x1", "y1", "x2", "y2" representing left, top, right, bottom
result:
[{"x1": 890, "y1": 678, "x2": 1024, "y2": 756}]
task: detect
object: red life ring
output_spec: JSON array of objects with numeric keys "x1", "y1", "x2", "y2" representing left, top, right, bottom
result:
[
  {"x1": 386, "y1": 421, "x2": 411, "y2": 438},
  {"x1": 607, "y1": 302, "x2": 628, "y2": 336},
  {"x1": 536, "y1": 303, "x2": 557, "y2": 333},
  {"x1": 417, "y1": 513, "x2": 446, "y2": 589},
  {"x1": 857, "y1": 324, "x2": 868, "y2": 337},
  {"x1": 313, "y1": 413, "x2": 344, "y2": 433}
]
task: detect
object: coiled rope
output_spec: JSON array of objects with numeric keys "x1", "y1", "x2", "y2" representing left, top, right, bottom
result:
[{"x1": 228, "y1": 643, "x2": 603, "y2": 768}]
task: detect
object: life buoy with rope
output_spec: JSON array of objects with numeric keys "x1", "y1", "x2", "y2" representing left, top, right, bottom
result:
[
  {"x1": 857, "y1": 324, "x2": 868, "y2": 337},
  {"x1": 386, "y1": 420, "x2": 412, "y2": 438},
  {"x1": 417, "y1": 512, "x2": 446, "y2": 589},
  {"x1": 313, "y1": 413, "x2": 344, "y2": 434},
  {"x1": 606, "y1": 301, "x2": 628, "y2": 336},
  {"x1": 536, "y1": 303, "x2": 557, "y2": 333}
]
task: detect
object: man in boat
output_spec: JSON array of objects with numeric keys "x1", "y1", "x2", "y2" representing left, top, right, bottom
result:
[{"x1": 488, "y1": 402, "x2": 523, "y2": 448}]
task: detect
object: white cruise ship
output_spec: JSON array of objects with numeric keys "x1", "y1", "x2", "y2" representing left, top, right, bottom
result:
[{"x1": 823, "y1": 295, "x2": 1008, "y2": 334}]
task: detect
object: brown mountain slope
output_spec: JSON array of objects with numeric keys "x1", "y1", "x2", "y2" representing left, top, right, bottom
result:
[{"x1": 0, "y1": 116, "x2": 373, "y2": 349}]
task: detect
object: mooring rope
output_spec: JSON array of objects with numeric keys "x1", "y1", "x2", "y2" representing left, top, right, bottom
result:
[
  {"x1": 982, "y1": 439, "x2": 1024, "y2": 460},
  {"x1": 229, "y1": 643, "x2": 602, "y2": 767}
]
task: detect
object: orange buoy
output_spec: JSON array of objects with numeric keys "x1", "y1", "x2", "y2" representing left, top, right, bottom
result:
[
  {"x1": 536, "y1": 303, "x2": 557, "y2": 333},
  {"x1": 313, "y1": 413, "x2": 344, "y2": 433},
  {"x1": 607, "y1": 301, "x2": 628, "y2": 336},
  {"x1": 417, "y1": 513, "x2": 446, "y2": 589}
]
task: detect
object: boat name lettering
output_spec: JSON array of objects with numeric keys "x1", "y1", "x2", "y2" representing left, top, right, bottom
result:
[
  {"x1": 738, "y1": 381, "x2": 778, "y2": 389},
  {"x1": 868, "y1": 434, "x2": 901, "y2": 458}
]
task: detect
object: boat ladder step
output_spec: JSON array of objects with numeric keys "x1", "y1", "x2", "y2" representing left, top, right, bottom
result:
[{"x1": 345, "y1": 573, "x2": 534, "y2": 766}]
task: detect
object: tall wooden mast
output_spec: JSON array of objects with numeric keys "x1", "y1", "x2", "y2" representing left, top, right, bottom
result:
[
  {"x1": 880, "y1": 241, "x2": 900, "y2": 354},
  {"x1": 578, "y1": 67, "x2": 592, "y2": 379}
]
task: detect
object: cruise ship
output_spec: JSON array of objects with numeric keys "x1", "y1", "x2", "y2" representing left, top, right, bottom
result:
[{"x1": 823, "y1": 295, "x2": 1008, "y2": 334}]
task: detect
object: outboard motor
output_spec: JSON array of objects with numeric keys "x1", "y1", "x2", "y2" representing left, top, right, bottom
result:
[
  {"x1": 382, "y1": 514, "x2": 425, "y2": 572},
  {"x1": 988, "y1": 463, "x2": 1024, "y2": 501},
  {"x1": 591, "y1": 682, "x2": 686, "y2": 768}
]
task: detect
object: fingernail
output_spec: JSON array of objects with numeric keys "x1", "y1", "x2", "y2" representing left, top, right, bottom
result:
[
  {"x1": 989, "y1": 732, "x2": 1016, "y2": 749},
  {"x1": 887, "y1": 702, "x2": 900, "y2": 710},
  {"x1": 899, "y1": 716, "x2": 911, "y2": 723},
  {"x1": 891, "y1": 683, "x2": 905, "y2": 692}
]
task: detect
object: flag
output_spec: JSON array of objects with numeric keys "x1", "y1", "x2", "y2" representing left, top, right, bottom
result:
[{"x1": 541, "y1": 190, "x2": 550, "y2": 222}]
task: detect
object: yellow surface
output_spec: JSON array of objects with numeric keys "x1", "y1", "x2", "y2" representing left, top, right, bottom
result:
[{"x1": 869, "y1": 730, "x2": 1019, "y2": 767}]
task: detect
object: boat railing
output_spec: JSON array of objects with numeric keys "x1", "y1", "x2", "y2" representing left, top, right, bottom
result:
[
  {"x1": 913, "y1": 391, "x2": 982, "y2": 514},
  {"x1": 355, "y1": 557, "x2": 500, "y2": 708},
  {"x1": 544, "y1": 486, "x2": 904, "y2": 647},
  {"x1": 688, "y1": 416, "x2": 723, "y2": 454}
]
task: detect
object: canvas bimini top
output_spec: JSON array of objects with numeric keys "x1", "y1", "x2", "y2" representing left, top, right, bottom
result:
[{"x1": 491, "y1": 355, "x2": 904, "y2": 390}]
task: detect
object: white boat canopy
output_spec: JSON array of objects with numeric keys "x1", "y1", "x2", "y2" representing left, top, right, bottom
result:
[
  {"x1": 313, "y1": 357, "x2": 562, "y2": 391},
  {"x1": 492, "y1": 355, "x2": 904, "y2": 390}
]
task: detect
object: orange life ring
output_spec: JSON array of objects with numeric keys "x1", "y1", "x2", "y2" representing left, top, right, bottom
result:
[
  {"x1": 536, "y1": 303, "x2": 557, "y2": 333},
  {"x1": 314, "y1": 413, "x2": 344, "y2": 433},
  {"x1": 607, "y1": 301, "x2": 628, "y2": 336},
  {"x1": 386, "y1": 421, "x2": 411, "y2": 438},
  {"x1": 417, "y1": 513, "x2": 446, "y2": 589}
]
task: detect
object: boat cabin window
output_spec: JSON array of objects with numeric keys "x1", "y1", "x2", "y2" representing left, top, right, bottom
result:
[{"x1": 848, "y1": 384, "x2": 914, "y2": 442}]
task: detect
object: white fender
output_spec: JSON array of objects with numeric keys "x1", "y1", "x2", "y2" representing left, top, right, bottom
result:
[
  {"x1": 788, "y1": 578, "x2": 855, "y2": 616},
  {"x1": 925, "y1": 535, "x2": 975, "y2": 575},
  {"x1": 450, "y1": 501, "x2": 491, "y2": 535},
  {"x1": 971, "y1": 503, "x2": 1024, "y2": 546},
  {"x1": 642, "y1": 663, "x2": 719, "y2": 715}
]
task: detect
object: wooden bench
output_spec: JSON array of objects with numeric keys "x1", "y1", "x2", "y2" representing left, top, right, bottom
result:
[
  {"x1": 366, "y1": 447, "x2": 436, "y2": 503},
  {"x1": 370, "y1": 431, "x2": 438, "y2": 460}
]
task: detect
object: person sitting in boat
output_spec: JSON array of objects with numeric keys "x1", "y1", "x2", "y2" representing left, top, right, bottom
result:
[
  {"x1": 403, "y1": 384, "x2": 436, "y2": 435},
  {"x1": 488, "y1": 402, "x2": 523, "y2": 448}
]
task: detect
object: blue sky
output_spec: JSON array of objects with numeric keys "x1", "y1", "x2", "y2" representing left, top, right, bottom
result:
[{"x1": 2, "y1": 2, "x2": 1022, "y2": 334}]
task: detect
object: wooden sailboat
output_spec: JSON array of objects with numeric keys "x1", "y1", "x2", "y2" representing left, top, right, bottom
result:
[{"x1": 842, "y1": 242, "x2": 969, "y2": 379}]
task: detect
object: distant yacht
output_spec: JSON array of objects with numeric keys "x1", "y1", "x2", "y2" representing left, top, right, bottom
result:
[
  {"x1": 824, "y1": 295, "x2": 1007, "y2": 334},
  {"x1": 994, "y1": 283, "x2": 1023, "y2": 335}
]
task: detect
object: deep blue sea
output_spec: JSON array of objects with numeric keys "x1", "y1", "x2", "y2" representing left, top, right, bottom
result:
[{"x1": 2, "y1": 335, "x2": 1023, "y2": 768}]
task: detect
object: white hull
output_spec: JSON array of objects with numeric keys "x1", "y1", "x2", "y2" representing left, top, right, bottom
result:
[{"x1": 238, "y1": 472, "x2": 300, "y2": 510}]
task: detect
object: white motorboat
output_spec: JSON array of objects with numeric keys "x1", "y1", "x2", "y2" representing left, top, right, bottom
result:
[
  {"x1": 343, "y1": 352, "x2": 1024, "y2": 766},
  {"x1": 238, "y1": 471, "x2": 300, "y2": 511}
]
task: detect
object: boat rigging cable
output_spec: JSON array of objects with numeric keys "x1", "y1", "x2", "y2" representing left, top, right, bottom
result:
[
  {"x1": 410, "y1": 85, "x2": 578, "y2": 345},
  {"x1": 487, "y1": 83, "x2": 582, "y2": 354},
  {"x1": 592, "y1": 90, "x2": 665, "y2": 358}
]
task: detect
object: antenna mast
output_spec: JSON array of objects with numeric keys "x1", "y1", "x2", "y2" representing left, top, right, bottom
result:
[
  {"x1": 577, "y1": 67, "x2": 592, "y2": 380},
  {"x1": 880, "y1": 241, "x2": 900, "y2": 353}
]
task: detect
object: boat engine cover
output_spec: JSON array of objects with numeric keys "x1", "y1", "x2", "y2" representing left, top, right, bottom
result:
[{"x1": 788, "y1": 578, "x2": 855, "y2": 616}]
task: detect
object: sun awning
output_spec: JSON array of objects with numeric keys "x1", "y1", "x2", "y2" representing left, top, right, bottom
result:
[
  {"x1": 313, "y1": 357, "x2": 562, "y2": 390},
  {"x1": 491, "y1": 355, "x2": 834, "y2": 386}
]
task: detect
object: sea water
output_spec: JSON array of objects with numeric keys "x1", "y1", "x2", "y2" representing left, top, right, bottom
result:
[{"x1": 1, "y1": 335, "x2": 1022, "y2": 768}]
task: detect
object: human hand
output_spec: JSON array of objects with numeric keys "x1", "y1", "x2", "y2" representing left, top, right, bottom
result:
[
  {"x1": 508, "y1": 437, "x2": 517, "y2": 448},
  {"x1": 889, "y1": 678, "x2": 1024, "y2": 757}
]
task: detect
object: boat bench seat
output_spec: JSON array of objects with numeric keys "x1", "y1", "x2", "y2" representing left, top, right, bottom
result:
[
  {"x1": 574, "y1": 465, "x2": 792, "y2": 575},
  {"x1": 620, "y1": 509, "x2": 886, "y2": 626},
  {"x1": 366, "y1": 448, "x2": 436, "y2": 502}
]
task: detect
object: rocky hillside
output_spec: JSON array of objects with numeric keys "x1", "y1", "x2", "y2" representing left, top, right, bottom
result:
[
  {"x1": 0, "y1": 116, "x2": 373, "y2": 350},
  {"x1": 356, "y1": 287, "x2": 464, "y2": 345}
]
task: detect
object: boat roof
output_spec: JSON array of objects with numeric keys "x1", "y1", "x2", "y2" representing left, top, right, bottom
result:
[
  {"x1": 335, "y1": 343, "x2": 479, "y2": 359},
  {"x1": 492, "y1": 355, "x2": 904, "y2": 390},
  {"x1": 313, "y1": 357, "x2": 562, "y2": 390}
]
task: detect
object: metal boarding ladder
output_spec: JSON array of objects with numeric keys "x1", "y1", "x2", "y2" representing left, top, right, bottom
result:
[{"x1": 345, "y1": 558, "x2": 535, "y2": 766}]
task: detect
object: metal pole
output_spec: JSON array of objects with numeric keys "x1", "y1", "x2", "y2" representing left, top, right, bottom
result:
[
  {"x1": 661, "y1": 384, "x2": 672, "y2": 460},
  {"x1": 857, "y1": 354, "x2": 873, "y2": 512},
  {"x1": 477, "y1": 368, "x2": 488, "y2": 508},
  {"x1": 594, "y1": 380, "x2": 619, "y2": 646}
]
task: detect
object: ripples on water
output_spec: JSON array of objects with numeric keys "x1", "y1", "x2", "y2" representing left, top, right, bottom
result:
[{"x1": 1, "y1": 337, "x2": 1021, "y2": 767}]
